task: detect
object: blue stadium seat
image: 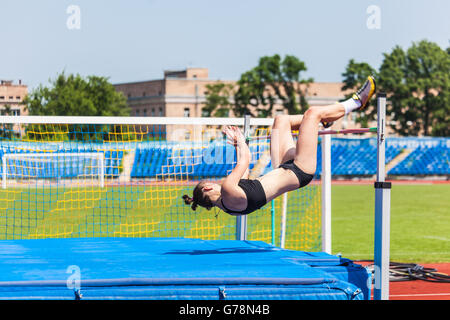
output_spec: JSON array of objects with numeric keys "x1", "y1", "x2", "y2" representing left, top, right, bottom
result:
[
  {"x1": 389, "y1": 143, "x2": 449, "y2": 175},
  {"x1": 3, "y1": 138, "x2": 445, "y2": 181}
]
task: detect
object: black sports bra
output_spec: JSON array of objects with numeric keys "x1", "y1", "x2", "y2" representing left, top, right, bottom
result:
[{"x1": 220, "y1": 179, "x2": 267, "y2": 216}]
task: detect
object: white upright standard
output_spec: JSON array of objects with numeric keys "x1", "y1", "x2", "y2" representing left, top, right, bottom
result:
[
  {"x1": 373, "y1": 93, "x2": 392, "y2": 300},
  {"x1": 321, "y1": 134, "x2": 332, "y2": 254},
  {"x1": 236, "y1": 114, "x2": 251, "y2": 241}
]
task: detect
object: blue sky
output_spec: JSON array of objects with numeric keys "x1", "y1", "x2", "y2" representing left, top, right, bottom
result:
[{"x1": 1, "y1": 0, "x2": 449, "y2": 89}]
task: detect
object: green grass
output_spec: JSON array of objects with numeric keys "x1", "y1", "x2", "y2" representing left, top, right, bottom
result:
[
  {"x1": 332, "y1": 184, "x2": 450, "y2": 263},
  {"x1": 0, "y1": 184, "x2": 283, "y2": 242},
  {"x1": 1, "y1": 183, "x2": 448, "y2": 263}
]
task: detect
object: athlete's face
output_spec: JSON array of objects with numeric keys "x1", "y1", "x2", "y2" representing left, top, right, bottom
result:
[{"x1": 201, "y1": 182, "x2": 221, "y2": 196}]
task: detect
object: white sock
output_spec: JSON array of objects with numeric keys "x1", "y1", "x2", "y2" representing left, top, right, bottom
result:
[{"x1": 341, "y1": 97, "x2": 361, "y2": 115}]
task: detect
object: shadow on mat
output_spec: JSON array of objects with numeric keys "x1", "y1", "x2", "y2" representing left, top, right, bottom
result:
[{"x1": 164, "y1": 248, "x2": 278, "y2": 255}]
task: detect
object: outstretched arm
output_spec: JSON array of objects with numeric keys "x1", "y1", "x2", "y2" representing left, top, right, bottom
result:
[{"x1": 221, "y1": 126, "x2": 250, "y2": 199}]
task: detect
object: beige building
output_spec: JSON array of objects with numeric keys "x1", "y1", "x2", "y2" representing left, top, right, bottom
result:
[
  {"x1": 114, "y1": 68, "x2": 226, "y2": 119},
  {"x1": 0, "y1": 80, "x2": 28, "y2": 116},
  {"x1": 114, "y1": 68, "x2": 373, "y2": 139}
]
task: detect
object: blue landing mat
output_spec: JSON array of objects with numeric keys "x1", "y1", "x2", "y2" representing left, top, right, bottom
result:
[{"x1": 0, "y1": 238, "x2": 370, "y2": 300}]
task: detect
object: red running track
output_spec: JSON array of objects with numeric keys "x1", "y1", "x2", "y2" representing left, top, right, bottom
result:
[
  {"x1": 358, "y1": 262, "x2": 450, "y2": 300},
  {"x1": 331, "y1": 179, "x2": 450, "y2": 185}
]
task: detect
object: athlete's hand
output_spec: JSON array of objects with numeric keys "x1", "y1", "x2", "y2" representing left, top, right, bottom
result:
[{"x1": 222, "y1": 126, "x2": 246, "y2": 147}]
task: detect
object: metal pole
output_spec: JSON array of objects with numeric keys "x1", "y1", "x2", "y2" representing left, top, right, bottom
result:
[
  {"x1": 321, "y1": 134, "x2": 332, "y2": 254},
  {"x1": 280, "y1": 193, "x2": 288, "y2": 248},
  {"x1": 236, "y1": 114, "x2": 250, "y2": 240},
  {"x1": 271, "y1": 200, "x2": 275, "y2": 245},
  {"x1": 373, "y1": 93, "x2": 391, "y2": 300}
]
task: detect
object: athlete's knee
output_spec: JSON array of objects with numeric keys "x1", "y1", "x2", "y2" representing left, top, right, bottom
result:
[
  {"x1": 303, "y1": 107, "x2": 323, "y2": 121},
  {"x1": 273, "y1": 114, "x2": 290, "y2": 128}
]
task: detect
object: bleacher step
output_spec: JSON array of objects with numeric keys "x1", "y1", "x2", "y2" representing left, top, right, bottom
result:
[
  {"x1": 384, "y1": 148, "x2": 413, "y2": 176},
  {"x1": 119, "y1": 149, "x2": 135, "y2": 182}
]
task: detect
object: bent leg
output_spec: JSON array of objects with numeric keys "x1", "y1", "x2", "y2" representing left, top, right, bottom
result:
[
  {"x1": 294, "y1": 104, "x2": 345, "y2": 174},
  {"x1": 270, "y1": 114, "x2": 303, "y2": 168}
]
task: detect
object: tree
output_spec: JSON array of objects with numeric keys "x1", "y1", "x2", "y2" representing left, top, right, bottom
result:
[
  {"x1": 0, "y1": 104, "x2": 14, "y2": 139},
  {"x1": 234, "y1": 54, "x2": 313, "y2": 117},
  {"x1": 380, "y1": 40, "x2": 449, "y2": 136},
  {"x1": 202, "y1": 82, "x2": 235, "y2": 117},
  {"x1": 25, "y1": 72, "x2": 129, "y2": 117},
  {"x1": 342, "y1": 59, "x2": 378, "y2": 91},
  {"x1": 24, "y1": 72, "x2": 130, "y2": 141},
  {"x1": 342, "y1": 40, "x2": 449, "y2": 136},
  {"x1": 341, "y1": 59, "x2": 378, "y2": 127}
]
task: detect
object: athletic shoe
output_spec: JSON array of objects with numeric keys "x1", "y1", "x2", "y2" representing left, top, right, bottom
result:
[
  {"x1": 352, "y1": 75, "x2": 376, "y2": 111},
  {"x1": 321, "y1": 120, "x2": 333, "y2": 128}
]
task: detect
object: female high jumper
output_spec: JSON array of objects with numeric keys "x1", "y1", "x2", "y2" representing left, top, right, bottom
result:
[{"x1": 183, "y1": 76, "x2": 376, "y2": 215}]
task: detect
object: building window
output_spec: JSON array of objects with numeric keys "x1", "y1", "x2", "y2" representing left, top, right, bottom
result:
[
  {"x1": 1, "y1": 109, "x2": 20, "y2": 116},
  {"x1": 16, "y1": 96, "x2": 20, "y2": 100},
  {"x1": 0, "y1": 96, "x2": 4, "y2": 100},
  {"x1": 201, "y1": 109, "x2": 209, "y2": 117},
  {"x1": 184, "y1": 108, "x2": 190, "y2": 117},
  {"x1": 8, "y1": 96, "x2": 13, "y2": 100},
  {"x1": 275, "y1": 109, "x2": 284, "y2": 115},
  {"x1": 136, "y1": 109, "x2": 140, "y2": 116},
  {"x1": 159, "y1": 108, "x2": 163, "y2": 116},
  {"x1": 143, "y1": 109, "x2": 147, "y2": 116},
  {"x1": 151, "y1": 109, "x2": 155, "y2": 116}
]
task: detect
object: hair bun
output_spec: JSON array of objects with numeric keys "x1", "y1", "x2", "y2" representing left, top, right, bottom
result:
[{"x1": 182, "y1": 194, "x2": 193, "y2": 205}]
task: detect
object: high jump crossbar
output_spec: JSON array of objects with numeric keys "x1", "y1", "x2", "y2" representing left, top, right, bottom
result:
[
  {"x1": 251, "y1": 127, "x2": 377, "y2": 141},
  {"x1": 318, "y1": 127, "x2": 377, "y2": 135}
]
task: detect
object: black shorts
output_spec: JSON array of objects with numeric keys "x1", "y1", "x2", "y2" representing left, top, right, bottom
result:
[{"x1": 279, "y1": 159, "x2": 314, "y2": 188}]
